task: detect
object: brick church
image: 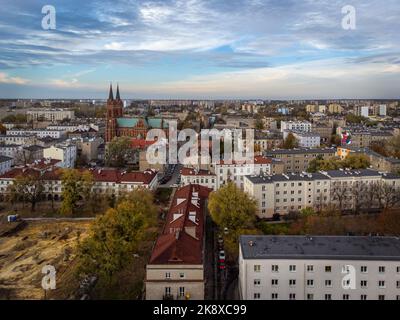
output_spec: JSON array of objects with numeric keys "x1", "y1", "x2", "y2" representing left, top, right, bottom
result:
[{"x1": 105, "y1": 84, "x2": 169, "y2": 142}]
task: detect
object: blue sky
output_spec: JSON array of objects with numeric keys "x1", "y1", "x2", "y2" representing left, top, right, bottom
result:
[{"x1": 0, "y1": 0, "x2": 399, "y2": 99}]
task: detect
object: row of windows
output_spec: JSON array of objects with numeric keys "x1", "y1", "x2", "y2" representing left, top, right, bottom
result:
[
  {"x1": 254, "y1": 279, "x2": 400, "y2": 289},
  {"x1": 253, "y1": 293, "x2": 398, "y2": 300},
  {"x1": 254, "y1": 264, "x2": 400, "y2": 273}
]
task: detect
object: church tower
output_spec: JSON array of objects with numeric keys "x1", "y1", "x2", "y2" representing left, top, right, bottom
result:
[{"x1": 105, "y1": 83, "x2": 123, "y2": 142}]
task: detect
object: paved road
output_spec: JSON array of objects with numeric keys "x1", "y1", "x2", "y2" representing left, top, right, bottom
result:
[{"x1": 159, "y1": 164, "x2": 182, "y2": 188}]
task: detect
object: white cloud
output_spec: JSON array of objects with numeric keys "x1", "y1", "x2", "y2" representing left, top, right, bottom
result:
[{"x1": 0, "y1": 72, "x2": 29, "y2": 84}]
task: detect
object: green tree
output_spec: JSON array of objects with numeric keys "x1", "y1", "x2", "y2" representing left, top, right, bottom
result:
[
  {"x1": 342, "y1": 154, "x2": 370, "y2": 169},
  {"x1": 77, "y1": 189, "x2": 157, "y2": 283},
  {"x1": 282, "y1": 133, "x2": 299, "y2": 149},
  {"x1": 255, "y1": 118, "x2": 265, "y2": 130},
  {"x1": 105, "y1": 136, "x2": 133, "y2": 167},
  {"x1": 208, "y1": 183, "x2": 258, "y2": 256}
]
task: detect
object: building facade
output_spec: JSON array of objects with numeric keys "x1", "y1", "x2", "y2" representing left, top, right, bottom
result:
[{"x1": 239, "y1": 235, "x2": 400, "y2": 300}]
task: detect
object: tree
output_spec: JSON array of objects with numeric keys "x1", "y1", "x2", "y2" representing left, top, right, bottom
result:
[
  {"x1": 282, "y1": 133, "x2": 298, "y2": 149},
  {"x1": 342, "y1": 154, "x2": 370, "y2": 169},
  {"x1": 8, "y1": 173, "x2": 44, "y2": 212},
  {"x1": 60, "y1": 169, "x2": 85, "y2": 215},
  {"x1": 105, "y1": 136, "x2": 133, "y2": 167},
  {"x1": 255, "y1": 118, "x2": 264, "y2": 130},
  {"x1": 77, "y1": 189, "x2": 157, "y2": 283},
  {"x1": 208, "y1": 182, "x2": 258, "y2": 256}
]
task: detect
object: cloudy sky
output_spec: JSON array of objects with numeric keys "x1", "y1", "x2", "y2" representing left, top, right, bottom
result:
[{"x1": 0, "y1": 0, "x2": 399, "y2": 99}]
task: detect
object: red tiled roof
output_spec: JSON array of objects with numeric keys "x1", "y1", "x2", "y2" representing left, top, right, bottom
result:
[
  {"x1": 180, "y1": 167, "x2": 215, "y2": 176},
  {"x1": 149, "y1": 184, "x2": 212, "y2": 265},
  {"x1": 131, "y1": 138, "x2": 156, "y2": 149}
]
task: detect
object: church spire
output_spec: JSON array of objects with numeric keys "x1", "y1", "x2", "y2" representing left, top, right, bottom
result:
[
  {"x1": 108, "y1": 83, "x2": 114, "y2": 100},
  {"x1": 116, "y1": 83, "x2": 120, "y2": 100}
]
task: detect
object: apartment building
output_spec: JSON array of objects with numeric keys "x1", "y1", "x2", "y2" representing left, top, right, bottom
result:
[
  {"x1": 0, "y1": 166, "x2": 159, "y2": 202},
  {"x1": 0, "y1": 144, "x2": 23, "y2": 165},
  {"x1": 265, "y1": 148, "x2": 336, "y2": 174},
  {"x1": 337, "y1": 146, "x2": 400, "y2": 174},
  {"x1": 43, "y1": 143, "x2": 77, "y2": 168},
  {"x1": 0, "y1": 156, "x2": 12, "y2": 175},
  {"x1": 284, "y1": 130, "x2": 320, "y2": 148},
  {"x1": 146, "y1": 184, "x2": 211, "y2": 300},
  {"x1": 244, "y1": 169, "x2": 400, "y2": 218},
  {"x1": 0, "y1": 134, "x2": 36, "y2": 146},
  {"x1": 215, "y1": 156, "x2": 279, "y2": 190},
  {"x1": 280, "y1": 121, "x2": 312, "y2": 133},
  {"x1": 180, "y1": 168, "x2": 217, "y2": 190},
  {"x1": 254, "y1": 132, "x2": 283, "y2": 153},
  {"x1": 27, "y1": 108, "x2": 75, "y2": 122},
  {"x1": 328, "y1": 104, "x2": 344, "y2": 114},
  {"x1": 311, "y1": 123, "x2": 333, "y2": 144},
  {"x1": 6, "y1": 129, "x2": 67, "y2": 139},
  {"x1": 239, "y1": 235, "x2": 400, "y2": 300}
]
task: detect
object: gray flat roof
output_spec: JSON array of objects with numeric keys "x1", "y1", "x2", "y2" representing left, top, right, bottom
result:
[
  {"x1": 266, "y1": 148, "x2": 336, "y2": 155},
  {"x1": 245, "y1": 172, "x2": 330, "y2": 184},
  {"x1": 240, "y1": 235, "x2": 400, "y2": 261}
]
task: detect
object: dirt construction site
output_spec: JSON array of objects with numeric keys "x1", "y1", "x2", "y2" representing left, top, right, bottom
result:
[{"x1": 0, "y1": 218, "x2": 92, "y2": 299}]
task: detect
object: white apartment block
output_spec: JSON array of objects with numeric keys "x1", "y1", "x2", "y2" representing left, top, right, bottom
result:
[
  {"x1": 244, "y1": 169, "x2": 400, "y2": 219},
  {"x1": 215, "y1": 156, "x2": 273, "y2": 190},
  {"x1": 239, "y1": 235, "x2": 400, "y2": 300},
  {"x1": 180, "y1": 168, "x2": 217, "y2": 190},
  {"x1": 47, "y1": 123, "x2": 99, "y2": 132},
  {"x1": 43, "y1": 144, "x2": 77, "y2": 168},
  {"x1": 283, "y1": 130, "x2": 320, "y2": 148},
  {"x1": 0, "y1": 144, "x2": 23, "y2": 164},
  {"x1": 0, "y1": 135, "x2": 36, "y2": 146},
  {"x1": 27, "y1": 108, "x2": 75, "y2": 122},
  {"x1": 281, "y1": 121, "x2": 312, "y2": 133},
  {"x1": 6, "y1": 129, "x2": 67, "y2": 139},
  {"x1": 0, "y1": 156, "x2": 12, "y2": 175}
]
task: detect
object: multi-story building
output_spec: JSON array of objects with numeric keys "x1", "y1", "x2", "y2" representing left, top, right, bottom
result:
[
  {"x1": 0, "y1": 166, "x2": 159, "y2": 202},
  {"x1": 146, "y1": 184, "x2": 211, "y2": 300},
  {"x1": 43, "y1": 143, "x2": 77, "y2": 168},
  {"x1": 311, "y1": 123, "x2": 333, "y2": 144},
  {"x1": 337, "y1": 146, "x2": 400, "y2": 174},
  {"x1": 254, "y1": 132, "x2": 283, "y2": 153},
  {"x1": 284, "y1": 131, "x2": 320, "y2": 148},
  {"x1": 215, "y1": 156, "x2": 282, "y2": 190},
  {"x1": 0, "y1": 144, "x2": 23, "y2": 164},
  {"x1": 281, "y1": 121, "x2": 312, "y2": 133},
  {"x1": 6, "y1": 129, "x2": 67, "y2": 139},
  {"x1": 328, "y1": 104, "x2": 344, "y2": 114},
  {"x1": 244, "y1": 169, "x2": 400, "y2": 218},
  {"x1": 239, "y1": 235, "x2": 400, "y2": 300},
  {"x1": 0, "y1": 134, "x2": 36, "y2": 146},
  {"x1": 180, "y1": 168, "x2": 217, "y2": 190},
  {"x1": 0, "y1": 156, "x2": 12, "y2": 175},
  {"x1": 265, "y1": 148, "x2": 336, "y2": 174},
  {"x1": 27, "y1": 108, "x2": 75, "y2": 122}
]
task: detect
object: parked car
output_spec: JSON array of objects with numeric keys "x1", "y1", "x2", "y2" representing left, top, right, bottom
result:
[{"x1": 218, "y1": 250, "x2": 225, "y2": 262}]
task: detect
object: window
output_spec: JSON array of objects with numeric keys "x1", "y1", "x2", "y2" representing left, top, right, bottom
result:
[
  {"x1": 289, "y1": 293, "x2": 296, "y2": 300},
  {"x1": 361, "y1": 280, "x2": 368, "y2": 288},
  {"x1": 325, "y1": 294, "x2": 332, "y2": 300},
  {"x1": 307, "y1": 265, "x2": 314, "y2": 272},
  {"x1": 378, "y1": 280, "x2": 385, "y2": 288},
  {"x1": 254, "y1": 279, "x2": 261, "y2": 286},
  {"x1": 289, "y1": 265, "x2": 296, "y2": 272},
  {"x1": 272, "y1": 265, "x2": 279, "y2": 272},
  {"x1": 307, "y1": 294, "x2": 314, "y2": 300},
  {"x1": 397, "y1": 281, "x2": 400, "y2": 289},
  {"x1": 165, "y1": 287, "x2": 171, "y2": 295},
  {"x1": 343, "y1": 294, "x2": 350, "y2": 300},
  {"x1": 254, "y1": 293, "x2": 261, "y2": 299},
  {"x1": 378, "y1": 295, "x2": 385, "y2": 301},
  {"x1": 271, "y1": 279, "x2": 278, "y2": 286},
  {"x1": 378, "y1": 266, "x2": 385, "y2": 273},
  {"x1": 325, "y1": 280, "x2": 332, "y2": 287},
  {"x1": 179, "y1": 287, "x2": 185, "y2": 297},
  {"x1": 325, "y1": 266, "x2": 332, "y2": 272},
  {"x1": 307, "y1": 279, "x2": 314, "y2": 287},
  {"x1": 271, "y1": 293, "x2": 278, "y2": 300},
  {"x1": 289, "y1": 279, "x2": 296, "y2": 286},
  {"x1": 179, "y1": 272, "x2": 185, "y2": 279},
  {"x1": 165, "y1": 272, "x2": 171, "y2": 279},
  {"x1": 361, "y1": 266, "x2": 367, "y2": 273},
  {"x1": 397, "y1": 266, "x2": 400, "y2": 273},
  {"x1": 254, "y1": 265, "x2": 261, "y2": 272},
  {"x1": 360, "y1": 295, "x2": 367, "y2": 301}
]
